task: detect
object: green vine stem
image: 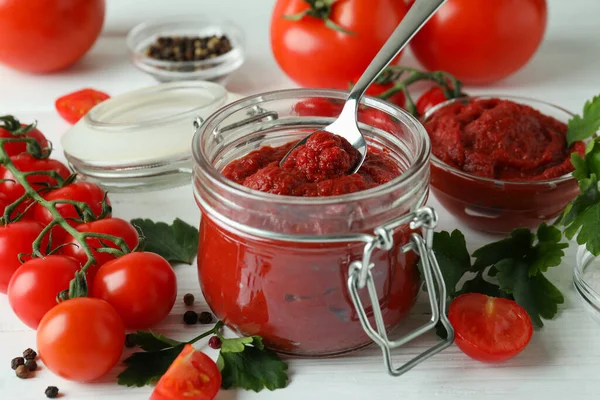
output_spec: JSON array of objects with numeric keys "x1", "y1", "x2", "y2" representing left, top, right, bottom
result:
[
  {"x1": 0, "y1": 135, "x2": 132, "y2": 299},
  {"x1": 189, "y1": 321, "x2": 225, "y2": 345}
]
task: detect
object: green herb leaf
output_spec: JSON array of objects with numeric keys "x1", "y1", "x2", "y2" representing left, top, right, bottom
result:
[
  {"x1": 118, "y1": 344, "x2": 185, "y2": 387},
  {"x1": 457, "y1": 270, "x2": 510, "y2": 299},
  {"x1": 432, "y1": 230, "x2": 471, "y2": 298},
  {"x1": 130, "y1": 218, "x2": 199, "y2": 264},
  {"x1": 220, "y1": 336, "x2": 262, "y2": 353},
  {"x1": 472, "y1": 228, "x2": 533, "y2": 270},
  {"x1": 218, "y1": 346, "x2": 288, "y2": 392},
  {"x1": 567, "y1": 95, "x2": 600, "y2": 146},
  {"x1": 565, "y1": 202, "x2": 600, "y2": 256},
  {"x1": 129, "y1": 331, "x2": 183, "y2": 352},
  {"x1": 496, "y1": 259, "x2": 564, "y2": 327}
]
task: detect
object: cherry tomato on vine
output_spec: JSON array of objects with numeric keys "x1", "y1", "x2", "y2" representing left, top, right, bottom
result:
[
  {"x1": 409, "y1": 0, "x2": 547, "y2": 84},
  {"x1": 416, "y1": 87, "x2": 450, "y2": 116},
  {"x1": 37, "y1": 297, "x2": 124, "y2": 382},
  {"x1": 0, "y1": 154, "x2": 70, "y2": 203},
  {"x1": 55, "y1": 88, "x2": 110, "y2": 124},
  {"x1": 0, "y1": 221, "x2": 47, "y2": 294},
  {"x1": 0, "y1": 193, "x2": 9, "y2": 216},
  {"x1": 293, "y1": 98, "x2": 344, "y2": 117},
  {"x1": 365, "y1": 83, "x2": 405, "y2": 109},
  {"x1": 448, "y1": 293, "x2": 533, "y2": 363},
  {"x1": 33, "y1": 182, "x2": 110, "y2": 243},
  {"x1": 92, "y1": 252, "x2": 177, "y2": 330},
  {"x1": 61, "y1": 218, "x2": 139, "y2": 283},
  {"x1": 150, "y1": 344, "x2": 221, "y2": 400},
  {"x1": 270, "y1": 0, "x2": 409, "y2": 89},
  {"x1": 8, "y1": 255, "x2": 81, "y2": 329},
  {"x1": 0, "y1": 0, "x2": 105, "y2": 73},
  {"x1": 0, "y1": 120, "x2": 49, "y2": 157}
]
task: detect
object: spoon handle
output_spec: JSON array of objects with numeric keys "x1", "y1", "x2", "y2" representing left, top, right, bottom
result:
[{"x1": 348, "y1": 0, "x2": 446, "y2": 103}]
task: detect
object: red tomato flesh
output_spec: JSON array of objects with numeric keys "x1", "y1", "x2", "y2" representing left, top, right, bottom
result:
[
  {"x1": 448, "y1": 293, "x2": 533, "y2": 363},
  {"x1": 55, "y1": 88, "x2": 110, "y2": 124},
  {"x1": 151, "y1": 344, "x2": 221, "y2": 400}
]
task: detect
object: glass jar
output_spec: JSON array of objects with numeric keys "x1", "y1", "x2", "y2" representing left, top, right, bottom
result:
[
  {"x1": 192, "y1": 89, "x2": 453, "y2": 374},
  {"x1": 574, "y1": 246, "x2": 600, "y2": 325}
]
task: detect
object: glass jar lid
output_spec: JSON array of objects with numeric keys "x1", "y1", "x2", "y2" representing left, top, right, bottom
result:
[{"x1": 61, "y1": 81, "x2": 241, "y2": 192}]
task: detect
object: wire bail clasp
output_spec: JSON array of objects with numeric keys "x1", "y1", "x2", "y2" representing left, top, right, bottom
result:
[{"x1": 347, "y1": 206, "x2": 454, "y2": 376}]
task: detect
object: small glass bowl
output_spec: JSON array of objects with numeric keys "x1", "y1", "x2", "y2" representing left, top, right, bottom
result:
[
  {"x1": 126, "y1": 15, "x2": 245, "y2": 84},
  {"x1": 574, "y1": 246, "x2": 600, "y2": 325},
  {"x1": 422, "y1": 96, "x2": 581, "y2": 234}
]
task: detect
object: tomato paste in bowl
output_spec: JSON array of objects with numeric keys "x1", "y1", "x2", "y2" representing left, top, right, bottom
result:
[
  {"x1": 423, "y1": 96, "x2": 585, "y2": 234},
  {"x1": 192, "y1": 89, "x2": 434, "y2": 356}
]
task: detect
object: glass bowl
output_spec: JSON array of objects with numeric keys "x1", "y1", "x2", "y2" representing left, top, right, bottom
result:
[
  {"x1": 422, "y1": 95, "x2": 581, "y2": 235},
  {"x1": 126, "y1": 15, "x2": 245, "y2": 84},
  {"x1": 574, "y1": 246, "x2": 600, "y2": 325}
]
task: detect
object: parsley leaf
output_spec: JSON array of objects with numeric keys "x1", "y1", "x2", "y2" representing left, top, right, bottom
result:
[
  {"x1": 118, "y1": 344, "x2": 185, "y2": 387},
  {"x1": 471, "y1": 228, "x2": 533, "y2": 270},
  {"x1": 565, "y1": 202, "x2": 600, "y2": 256},
  {"x1": 131, "y1": 218, "x2": 199, "y2": 264},
  {"x1": 218, "y1": 336, "x2": 288, "y2": 392},
  {"x1": 432, "y1": 230, "x2": 471, "y2": 298},
  {"x1": 567, "y1": 95, "x2": 600, "y2": 146},
  {"x1": 129, "y1": 331, "x2": 183, "y2": 351}
]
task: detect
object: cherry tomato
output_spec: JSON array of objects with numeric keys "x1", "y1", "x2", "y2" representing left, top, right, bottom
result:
[
  {"x1": 37, "y1": 297, "x2": 124, "y2": 382},
  {"x1": 409, "y1": 0, "x2": 547, "y2": 84},
  {"x1": 448, "y1": 293, "x2": 533, "y2": 363},
  {"x1": 0, "y1": 120, "x2": 49, "y2": 157},
  {"x1": 293, "y1": 98, "x2": 344, "y2": 117},
  {"x1": 0, "y1": 155, "x2": 71, "y2": 203},
  {"x1": 0, "y1": 221, "x2": 47, "y2": 294},
  {"x1": 8, "y1": 255, "x2": 81, "y2": 329},
  {"x1": 365, "y1": 83, "x2": 405, "y2": 109},
  {"x1": 151, "y1": 344, "x2": 221, "y2": 400},
  {"x1": 33, "y1": 182, "x2": 110, "y2": 243},
  {"x1": 55, "y1": 89, "x2": 110, "y2": 124},
  {"x1": 0, "y1": 0, "x2": 105, "y2": 73},
  {"x1": 271, "y1": 0, "x2": 409, "y2": 89},
  {"x1": 416, "y1": 87, "x2": 450, "y2": 116},
  {"x1": 0, "y1": 193, "x2": 9, "y2": 216},
  {"x1": 61, "y1": 218, "x2": 139, "y2": 283},
  {"x1": 92, "y1": 252, "x2": 177, "y2": 330}
]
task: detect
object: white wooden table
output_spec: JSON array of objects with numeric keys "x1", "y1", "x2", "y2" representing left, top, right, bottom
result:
[{"x1": 1, "y1": 1, "x2": 599, "y2": 399}]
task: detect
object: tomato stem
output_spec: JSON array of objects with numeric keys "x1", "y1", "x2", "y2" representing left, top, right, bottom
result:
[{"x1": 188, "y1": 321, "x2": 224, "y2": 345}]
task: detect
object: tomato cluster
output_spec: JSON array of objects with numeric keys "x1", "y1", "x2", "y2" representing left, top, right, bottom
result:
[{"x1": 0, "y1": 120, "x2": 177, "y2": 383}]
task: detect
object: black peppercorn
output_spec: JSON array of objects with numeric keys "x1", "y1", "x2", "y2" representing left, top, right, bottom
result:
[
  {"x1": 15, "y1": 364, "x2": 29, "y2": 379},
  {"x1": 208, "y1": 336, "x2": 222, "y2": 349},
  {"x1": 45, "y1": 386, "x2": 59, "y2": 398},
  {"x1": 23, "y1": 348, "x2": 37, "y2": 360},
  {"x1": 145, "y1": 35, "x2": 233, "y2": 64},
  {"x1": 183, "y1": 293, "x2": 195, "y2": 306},
  {"x1": 183, "y1": 310, "x2": 198, "y2": 325},
  {"x1": 11, "y1": 357, "x2": 24, "y2": 370},
  {"x1": 125, "y1": 333, "x2": 136, "y2": 348},
  {"x1": 198, "y1": 311, "x2": 213, "y2": 324},
  {"x1": 25, "y1": 359, "x2": 37, "y2": 371}
]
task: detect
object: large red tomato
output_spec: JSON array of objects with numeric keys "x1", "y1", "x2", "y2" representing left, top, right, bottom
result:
[
  {"x1": 0, "y1": 0, "x2": 105, "y2": 73},
  {"x1": 409, "y1": 0, "x2": 547, "y2": 85},
  {"x1": 270, "y1": 0, "x2": 409, "y2": 89}
]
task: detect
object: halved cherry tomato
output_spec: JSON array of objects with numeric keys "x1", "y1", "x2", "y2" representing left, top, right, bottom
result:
[
  {"x1": 8, "y1": 255, "x2": 81, "y2": 329},
  {"x1": 61, "y1": 218, "x2": 139, "y2": 283},
  {"x1": 150, "y1": 344, "x2": 221, "y2": 400},
  {"x1": 33, "y1": 182, "x2": 110, "y2": 243},
  {"x1": 55, "y1": 88, "x2": 110, "y2": 124},
  {"x1": 448, "y1": 293, "x2": 533, "y2": 363},
  {"x1": 0, "y1": 154, "x2": 71, "y2": 203},
  {"x1": 0, "y1": 119, "x2": 49, "y2": 157},
  {"x1": 416, "y1": 87, "x2": 449, "y2": 116},
  {"x1": 37, "y1": 297, "x2": 124, "y2": 382},
  {"x1": 92, "y1": 252, "x2": 177, "y2": 330},
  {"x1": 0, "y1": 221, "x2": 47, "y2": 294}
]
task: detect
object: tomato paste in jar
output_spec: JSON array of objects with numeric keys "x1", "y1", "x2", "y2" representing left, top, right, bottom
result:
[{"x1": 198, "y1": 131, "x2": 422, "y2": 355}]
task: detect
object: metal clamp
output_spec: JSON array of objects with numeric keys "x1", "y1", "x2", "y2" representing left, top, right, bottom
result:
[{"x1": 347, "y1": 206, "x2": 454, "y2": 376}]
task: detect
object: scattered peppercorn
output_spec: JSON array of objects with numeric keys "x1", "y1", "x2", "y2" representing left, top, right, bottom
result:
[
  {"x1": 11, "y1": 357, "x2": 24, "y2": 370},
  {"x1": 183, "y1": 310, "x2": 198, "y2": 325},
  {"x1": 183, "y1": 293, "x2": 195, "y2": 306},
  {"x1": 15, "y1": 364, "x2": 29, "y2": 379},
  {"x1": 25, "y1": 359, "x2": 37, "y2": 371},
  {"x1": 125, "y1": 333, "x2": 137, "y2": 348},
  {"x1": 23, "y1": 348, "x2": 37, "y2": 360},
  {"x1": 208, "y1": 336, "x2": 222, "y2": 349},
  {"x1": 145, "y1": 35, "x2": 233, "y2": 63},
  {"x1": 198, "y1": 311, "x2": 213, "y2": 324},
  {"x1": 45, "y1": 386, "x2": 59, "y2": 398}
]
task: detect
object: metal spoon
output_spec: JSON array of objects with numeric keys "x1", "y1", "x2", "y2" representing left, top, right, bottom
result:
[{"x1": 279, "y1": 0, "x2": 446, "y2": 173}]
